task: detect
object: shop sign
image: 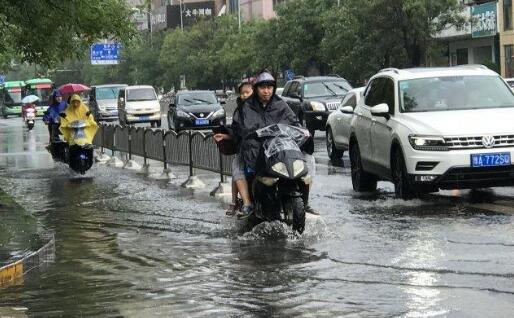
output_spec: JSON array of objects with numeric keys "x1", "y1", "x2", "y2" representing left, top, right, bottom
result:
[{"x1": 471, "y1": 2, "x2": 497, "y2": 38}]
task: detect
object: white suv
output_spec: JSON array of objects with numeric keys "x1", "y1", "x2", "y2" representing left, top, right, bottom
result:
[{"x1": 348, "y1": 65, "x2": 514, "y2": 199}]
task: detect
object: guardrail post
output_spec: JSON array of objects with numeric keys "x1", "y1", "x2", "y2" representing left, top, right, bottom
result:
[
  {"x1": 159, "y1": 131, "x2": 176, "y2": 180},
  {"x1": 181, "y1": 130, "x2": 205, "y2": 189},
  {"x1": 96, "y1": 124, "x2": 110, "y2": 163},
  {"x1": 124, "y1": 127, "x2": 141, "y2": 170},
  {"x1": 107, "y1": 125, "x2": 124, "y2": 167},
  {"x1": 138, "y1": 128, "x2": 150, "y2": 175},
  {"x1": 210, "y1": 150, "x2": 230, "y2": 197}
]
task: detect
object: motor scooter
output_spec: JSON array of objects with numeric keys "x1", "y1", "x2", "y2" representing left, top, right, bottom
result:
[
  {"x1": 245, "y1": 124, "x2": 312, "y2": 234},
  {"x1": 23, "y1": 108, "x2": 36, "y2": 130},
  {"x1": 49, "y1": 118, "x2": 96, "y2": 175}
]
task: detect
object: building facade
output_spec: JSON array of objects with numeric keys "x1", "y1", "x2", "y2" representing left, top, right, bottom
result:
[
  {"x1": 229, "y1": 0, "x2": 287, "y2": 21},
  {"x1": 436, "y1": 1, "x2": 499, "y2": 70},
  {"x1": 499, "y1": 0, "x2": 514, "y2": 77}
]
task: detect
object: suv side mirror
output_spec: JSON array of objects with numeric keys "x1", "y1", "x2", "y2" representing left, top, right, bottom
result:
[
  {"x1": 371, "y1": 103, "x2": 390, "y2": 119},
  {"x1": 340, "y1": 106, "x2": 354, "y2": 114}
]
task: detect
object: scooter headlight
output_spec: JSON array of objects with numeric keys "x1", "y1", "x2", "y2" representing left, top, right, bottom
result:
[
  {"x1": 293, "y1": 160, "x2": 305, "y2": 177},
  {"x1": 271, "y1": 162, "x2": 289, "y2": 177}
]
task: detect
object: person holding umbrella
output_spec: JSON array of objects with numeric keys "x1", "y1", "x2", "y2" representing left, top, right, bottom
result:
[
  {"x1": 21, "y1": 95, "x2": 38, "y2": 121},
  {"x1": 43, "y1": 90, "x2": 67, "y2": 142}
]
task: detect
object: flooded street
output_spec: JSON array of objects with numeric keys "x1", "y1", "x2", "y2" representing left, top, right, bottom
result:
[{"x1": 1, "y1": 118, "x2": 513, "y2": 317}]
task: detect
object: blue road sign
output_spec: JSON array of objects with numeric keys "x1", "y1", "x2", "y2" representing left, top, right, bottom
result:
[
  {"x1": 284, "y1": 69, "x2": 295, "y2": 81},
  {"x1": 90, "y1": 43, "x2": 121, "y2": 65},
  {"x1": 0, "y1": 75, "x2": 6, "y2": 85}
]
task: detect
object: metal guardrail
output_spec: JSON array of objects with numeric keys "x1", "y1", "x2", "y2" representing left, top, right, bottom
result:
[
  {"x1": 164, "y1": 130, "x2": 189, "y2": 166},
  {"x1": 144, "y1": 129, "x2": 165, "y2": 162},
  {"x1": 0, "y1": 232, "x2": 55, "y2": 287},
  {"x1": 115, "y1": 126, "x2": 129, "y2": 153},
  {"x1": 94, "y1": 124, "x2": 236, "y2": 188}
]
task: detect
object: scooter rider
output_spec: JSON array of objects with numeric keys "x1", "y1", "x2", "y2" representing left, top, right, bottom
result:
[
  {"x1": 214, "y1": 70, "x2": 316, "y2": 219},
  {"x1": 43, "y1": 89, "x2": 67, "y2": 142}
]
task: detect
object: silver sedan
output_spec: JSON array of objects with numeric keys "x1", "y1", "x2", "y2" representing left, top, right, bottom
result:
[{"x1": 325, "y1": 87, "x2": 365, "y2": 163}]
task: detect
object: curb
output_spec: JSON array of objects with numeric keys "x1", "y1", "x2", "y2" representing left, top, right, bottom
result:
[{"x1": 0, "y1": 232, "x2": 55, "y2": 287}]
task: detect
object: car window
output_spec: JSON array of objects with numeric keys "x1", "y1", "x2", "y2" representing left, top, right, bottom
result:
[
  {"x1": 96, "y1": 87, "x2": 123, "y2": 100},
  {"x1": 127, "y1": 88, "x2": 157, "y2": 101},
  {"x1": 282, "y1": 82, "x2": 292, "y2": 96},
  {"x1": 288, "y1": 82, "x2": 299, "y2": 97},
  {"x1": 399, "y1": 75, "x2": 514, "y2": 112},
  {"x1": 365, "y1": 78, "x2": 386, "y2": 107},
  {"x1": 383, "y1": 78, "x2": 395, "y2": 114},
  {"x1": 342, "y1": 94, "x2": 357, "y2": 109},
  {"x1": 507, "y1": 80, "x2": 514, "y2": 88}
]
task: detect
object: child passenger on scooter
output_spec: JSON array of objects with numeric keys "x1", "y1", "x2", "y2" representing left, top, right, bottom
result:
[{"x1": 224, "y1": 81, "x2": 253, "y2": 217}]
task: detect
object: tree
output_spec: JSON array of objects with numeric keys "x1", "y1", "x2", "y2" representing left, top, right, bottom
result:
[{"x1": 0, "y1": 0, "x2": 135, "y2": 66}]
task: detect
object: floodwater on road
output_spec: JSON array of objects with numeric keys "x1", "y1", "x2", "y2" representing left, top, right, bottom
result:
[{"x1": 0, "y1": 118, "x2": 513, "y2": 317}]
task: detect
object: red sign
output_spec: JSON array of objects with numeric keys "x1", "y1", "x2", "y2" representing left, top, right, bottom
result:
[
  {"x1": 35, "y1": 84, "x2": 51, "y2": 89},
  {"x1": 8, "y1": 88, "x2": 21, "y2": 92}
]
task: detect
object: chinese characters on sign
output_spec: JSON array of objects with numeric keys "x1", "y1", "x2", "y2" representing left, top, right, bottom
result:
[
  {"x1": 90, "y1": 43, "x2": 121, "y2": 65},
  {"x1": 471, "y1": 2, "x2": 497, "y2": 38},
  {"x1": 184, "y1": 8, "x2": 213, "y2": 17}
]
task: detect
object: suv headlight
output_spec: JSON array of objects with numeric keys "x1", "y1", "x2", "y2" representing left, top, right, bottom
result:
[
  {"x1": 408, "y1": 135, "x2": 448, "y2": 151},
  {"x1": 310, "y1": 101, "x2": 326, "y2": 111},
  {"x1": 176, "y1": 110, "x2": 190, "y2": 118},
  {"x1": 211, "y1": 109, "x2": 225, "y2": 118}
]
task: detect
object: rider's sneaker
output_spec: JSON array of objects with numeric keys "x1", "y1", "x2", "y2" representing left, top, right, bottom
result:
[
  {"x1": 237, "y1": 204, "x2": 253, "y2": 220},
  {"x1": 304, "y1": 204, "x2": 320, "y2": 215}
]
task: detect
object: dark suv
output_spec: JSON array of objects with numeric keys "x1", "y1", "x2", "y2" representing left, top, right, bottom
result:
[{"x1": 281, "y1": 76, "x2": 352, "y2": 136}]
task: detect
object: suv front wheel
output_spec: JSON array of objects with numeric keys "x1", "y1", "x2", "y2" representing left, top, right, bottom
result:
[
  {"x1": 350, "y1": 142, "x2": 377, "y2": 192},
  {"x1": 392, "y1": 148, "x2": 416, "y2": 200}
]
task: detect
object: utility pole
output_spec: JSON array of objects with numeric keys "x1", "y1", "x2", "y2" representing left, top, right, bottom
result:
[
  {"x1": 180, "y1": 0, "x2": 184, "y2": 31},
  {"x1": 238, "y1": 0, "x2": 241, "y2": 32}
]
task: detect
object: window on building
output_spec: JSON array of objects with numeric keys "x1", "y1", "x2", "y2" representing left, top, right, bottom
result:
[
  {"x1": 229, "y1": 0, "x2": 239, "y2": 14},
  {"x1": 505, "y1": 45, "x2": 514, "y2": 78},
  {"x1": 504, "y1": 0, "x2": 513, "y2": 31}
]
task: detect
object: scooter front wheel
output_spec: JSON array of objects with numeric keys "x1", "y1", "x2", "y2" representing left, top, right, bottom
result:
[{"x1": 291, "y1": 196, "x2": 305, "y2": 234}]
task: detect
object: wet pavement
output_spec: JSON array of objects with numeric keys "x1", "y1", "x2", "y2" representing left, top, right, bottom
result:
[{"x1": 0, "y1": 117, "x2": 513, "y2": 317}]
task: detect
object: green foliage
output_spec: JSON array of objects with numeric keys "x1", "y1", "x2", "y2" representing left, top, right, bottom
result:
[
  {"x1": 0, "y1": 0, "x2": 135, "y2": 66},
  {"x1": 4, "y1": 0, "x2": 467, "y2": 89}
]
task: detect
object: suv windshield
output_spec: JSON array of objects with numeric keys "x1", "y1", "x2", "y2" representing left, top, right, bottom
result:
[
  {"x1": 400, "y1": 76, "x2": 514, "y2": 112},
  {"x1": 178, "y1": 92, "x2": 217, "y2": 106},
  {"x1": 97, "y1": 87, "x2": 123, "y2": 100},
  {"x1": 304, "y1": 80, "x2": 352, "y2": 98},
  {"x1": 127, "y1": 88, "x2": 156, "y2": 101}
]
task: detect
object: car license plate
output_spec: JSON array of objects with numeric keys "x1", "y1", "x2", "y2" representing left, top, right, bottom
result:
[
  {"x1": 195, "y1": 118, "x2": 209, "y2": 126},
  {"x1": 139, "y1": 115, "x2": 149, "y2": 121},
  {"x1": 470, "y1": 152, "x2": 511, "y2": 168}
]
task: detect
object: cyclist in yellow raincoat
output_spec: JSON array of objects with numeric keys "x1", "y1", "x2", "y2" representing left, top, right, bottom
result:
[{"x1": 59, "y1": 94, "x2": 98, "y2": 146}]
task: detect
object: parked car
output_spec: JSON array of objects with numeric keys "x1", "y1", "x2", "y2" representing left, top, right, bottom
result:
[
  {"x1": 168, "y1": 90, "x2": 226, "y2": 131},
  {"x1": 281, "y1": 75, "x2": 353, "y2": 136},
  {"x1": 89, "y1": 84, "x2": 127, "y2": 122},
  {"x1": 117, "y1": 85, "x2": 161, "y2": 127},
  {"x1": 348, "y1": 65, "x2": 514, "y2": 199},
  {"x1": 325, "y1": 87, "x2": 365, "y2": 163}
]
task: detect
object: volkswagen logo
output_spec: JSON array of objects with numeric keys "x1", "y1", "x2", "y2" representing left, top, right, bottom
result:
[
  {"x1": 200, "y1": 113, "x2": 204, "y2": 118},
  {"x1": 482, "y1": 135, "x2": 496, "y2": 148}
]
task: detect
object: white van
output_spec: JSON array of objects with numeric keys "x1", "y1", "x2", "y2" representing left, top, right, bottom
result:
[{"x1": 118, "y1": 85, "x2": 161, "y2": 127}]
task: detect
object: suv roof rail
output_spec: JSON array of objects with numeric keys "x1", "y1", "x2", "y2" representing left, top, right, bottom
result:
[
  {"x1": 378, "y1": 68, "x2": 400, "y2": 74},
  {"x1": 293, "y1": 75, "x2": 305, "y2": 79},
  {"x1": 326, "y1": 73, "x2": 341, "y2": 78},
  {"x1": 452, "y1": 64, "x2": 489, "y2": 70}
]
